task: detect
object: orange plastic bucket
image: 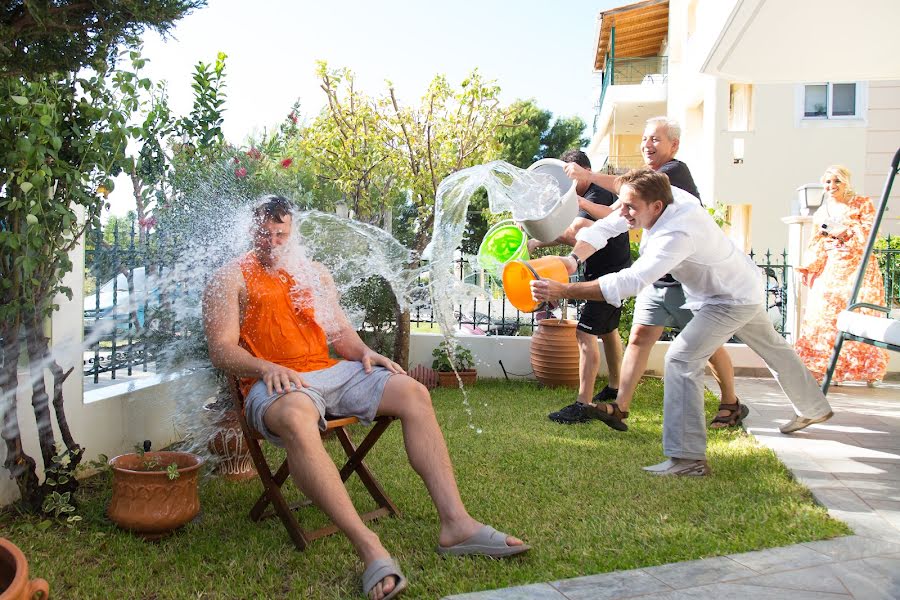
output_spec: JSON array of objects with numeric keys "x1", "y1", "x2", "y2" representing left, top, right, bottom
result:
[{"x1": 502, "y1": 256, "x2": 569, "y2": 313}]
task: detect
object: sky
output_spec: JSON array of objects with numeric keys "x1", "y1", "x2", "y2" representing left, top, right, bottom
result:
[{"x1": 107, "y1": 0, "x2": 621, "y2": 217}]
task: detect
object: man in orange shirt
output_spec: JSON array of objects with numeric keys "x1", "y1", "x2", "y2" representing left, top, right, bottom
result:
[{"x1": 203, "y1": 196, "x2": 528, "y2": 600}]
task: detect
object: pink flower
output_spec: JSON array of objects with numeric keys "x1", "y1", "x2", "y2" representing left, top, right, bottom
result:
[
  {"x1": 280, "y1": 157, "x2": 293, "y2": 168},
  {"x1": 235, "y1": 167, "x2": 248, "y2": 178},
  {"x1": 232, "y1": 157, "x2": 240, "y2": 164},
  {"x1": 246, "y1": 147, "x2": 262, "y2": 160},
  {"x1": 288, "y1": 112, "x2": 298, "y2": 124},
  {"x1": 138, "y1": 216, "x2": 158, "y2": 230}
]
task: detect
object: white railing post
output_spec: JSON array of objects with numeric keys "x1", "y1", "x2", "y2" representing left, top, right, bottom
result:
[{"x1": 781, "y1": 215, "x2": 816, "y2": 342}]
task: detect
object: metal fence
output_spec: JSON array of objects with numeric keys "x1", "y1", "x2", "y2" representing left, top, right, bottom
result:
[
  {"x1": 82, "y1": 224, "x2": 899, "y2": 382},
  {"x1": 83, "y1": 219, "x2": 178, "y2": 383}
]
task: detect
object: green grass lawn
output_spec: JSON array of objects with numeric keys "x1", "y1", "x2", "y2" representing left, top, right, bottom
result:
[{"x1": 2, "y1": 378, "x2": 849, "y2": 599}]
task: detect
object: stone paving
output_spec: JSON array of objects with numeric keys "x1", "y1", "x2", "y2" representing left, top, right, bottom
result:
[{"x1": 445, "y1": 377, "x2": 900, "y2": 599}]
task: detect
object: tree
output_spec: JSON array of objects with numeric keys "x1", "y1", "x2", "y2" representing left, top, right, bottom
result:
[
  {"x1": 497, "y1": 99, "x2": 588, "y2": 168},
  {"x1": 0, "y1": 1, "x2": 206, "y2": 77},
  {"x1": 0, "y1": 3, "x2": 200, "y2": 513}
]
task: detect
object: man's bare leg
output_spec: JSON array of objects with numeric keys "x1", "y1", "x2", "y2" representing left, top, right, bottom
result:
[
  {"x1": 599, "y1": 329, "x2": 624, "y2": 390},
  {"x1": 708, "y1": 346, "x2": 737, "y2": 403},
  {"x1": 576, "y1": 329, "x2": 602, "y2": 404},
  {"x1": 263, "y1": 393, "x2": 396, "y2": 600},
  {"x1": 614, "y1": 324, "x2": 664, "y2": 412},
  {"x1": 376, "y1": 375, "x2": 524, "y2": 549}
]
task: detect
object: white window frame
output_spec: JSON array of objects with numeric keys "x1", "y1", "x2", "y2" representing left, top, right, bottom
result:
[
  {"x1": 802, "y1": 82, "x2": 862, "y2": 120},
  {"x1": 796, "y1": 82, "x2": 867, "y2": 128}
]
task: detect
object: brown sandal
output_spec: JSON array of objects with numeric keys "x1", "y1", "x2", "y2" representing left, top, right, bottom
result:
[
  {"x1": 709, "y1": 399, "x2": 749, "y2": 429},
  {"x1": 586, "y1": 401, "x2": 629, "y2": 431}
]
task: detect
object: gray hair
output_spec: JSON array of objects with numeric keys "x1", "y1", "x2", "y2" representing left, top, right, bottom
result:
[{"x1": 646, "y1": 116, "x2": 681, "y2": 142}]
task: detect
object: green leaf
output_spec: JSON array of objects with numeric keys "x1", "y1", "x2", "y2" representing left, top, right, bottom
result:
[
  {"x1": 20, "y1": 181, "x2": 33, "y2": 193},
  {"x1": 11, "y1": 95, "x2": 28, "y2": 105},
  {"x1": 26, "y1": 214, "x2": 38, "y2": 225}
]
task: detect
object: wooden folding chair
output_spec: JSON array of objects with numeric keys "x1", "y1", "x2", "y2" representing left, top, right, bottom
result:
[{"x1": 229, "y1": 378, "x2": 400, "y2": 550}]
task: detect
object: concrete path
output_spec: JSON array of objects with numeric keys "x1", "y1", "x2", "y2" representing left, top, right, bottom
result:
[{"x1": 445, "y1": 377, "x2": 900, "y2": 599}]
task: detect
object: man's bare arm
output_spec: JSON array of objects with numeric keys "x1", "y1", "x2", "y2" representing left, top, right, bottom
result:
[
  {"x1": 531, "y1": 278, "x2": 605, "y2": 303},
  {"x1": 203, "y1": 264, "x2": 306, "y2": 394},
  {"x1": 564, "y1": 162, "x2": 619, "y2": 194}
]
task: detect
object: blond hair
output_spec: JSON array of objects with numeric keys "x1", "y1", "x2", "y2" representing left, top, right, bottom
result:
[{"x1": 821, "y1": 165, "x2": 855, "y2": 197}]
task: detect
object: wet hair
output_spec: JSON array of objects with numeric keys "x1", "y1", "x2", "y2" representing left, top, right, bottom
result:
[
  {"x1": 616, "y1": 168, "x2": 674, "y2": 206},
  {"x1": 252, "y1": 195, "x2": 294, "y2": 224},
  {"x1": 559, "y1": 149, "x2": 591, "y2": 170},
  {"x1": 645, "y1": 116, "x2": 681, "y2": 142}
]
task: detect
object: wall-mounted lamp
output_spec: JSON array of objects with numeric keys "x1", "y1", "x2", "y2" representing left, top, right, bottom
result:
[
  {"x1": 796, "y1": 184, "x2": 825, "y2": 216},
  {"x1": 732, "y1": 138, "x2": 745, "y2": 164}
]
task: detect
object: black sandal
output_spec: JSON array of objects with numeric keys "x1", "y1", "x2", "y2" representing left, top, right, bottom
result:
[
  {"x1": 585, "y1": 401, "x2": 629, "y2": 431},
  {"x1": 709, "y1": 399, "x2": 749, "y2": 429}
]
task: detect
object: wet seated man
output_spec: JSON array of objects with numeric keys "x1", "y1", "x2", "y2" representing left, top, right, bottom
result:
[
  {"x1": 531, "y1": 170, "x2": 833, "y2": 477},
  {"x1": 203, "y1": 196, "x2": 528, "y2": 600}
]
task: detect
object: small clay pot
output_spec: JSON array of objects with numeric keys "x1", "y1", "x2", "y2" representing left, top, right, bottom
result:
[
  {"x1": 107, "y1": 451, "x2": 204, "y2": 539},
  {"x1": 437, "y1": 370, "x2": 477, "y2": 388},
  {"x1": 0, "y1": 537, "x2": 49, "y2": 600},
  {"x1": 207, "y1": 409, "x2": 257, "y2": 482}
]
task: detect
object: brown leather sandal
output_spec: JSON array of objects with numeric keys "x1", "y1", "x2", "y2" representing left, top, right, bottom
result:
[
  {"x1": 585, "y1": 401, "x2": 629, "y2": 431},
  {"x1": 709, "y1": 399, "x2": 749, "y2": 429}
]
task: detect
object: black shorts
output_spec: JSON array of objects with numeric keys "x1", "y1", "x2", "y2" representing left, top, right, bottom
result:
[{"x1": 577, "y1": 299, "x2": 623, "y2": 336}]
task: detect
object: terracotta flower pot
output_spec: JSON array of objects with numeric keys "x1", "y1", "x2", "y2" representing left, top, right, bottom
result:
[
  {"x1": 107, "y1": 451, "x2": 204, "y2": 539},
  {"x1": 0, "y1": 537, "x2": 49, "y2": 600},
  {"x1": 207, "y1": 409, "x2": 257, "y2": 482},
  {"x1": 437, "y1": 370, "x2": 477, "y2": 388},
  {"x1": 531, "y1": 318, "x2": 580, "y2": 388}
]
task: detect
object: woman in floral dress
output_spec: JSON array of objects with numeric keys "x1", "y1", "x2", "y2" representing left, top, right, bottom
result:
[{"x1": 795, "y1": 166, "x2": 889, "y2": 384}]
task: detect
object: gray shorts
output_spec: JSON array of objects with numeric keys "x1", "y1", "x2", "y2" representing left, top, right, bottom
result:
[
  {"x1": 632, "y1": 284, "x2": 695, "y2": 330},
  {"x1": 244, "y1": 361, "x2": 395, "y2": 447}
]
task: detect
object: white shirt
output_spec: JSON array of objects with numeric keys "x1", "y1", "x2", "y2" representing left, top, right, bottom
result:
[{"x1": 575, "y1": 189, "x2": 764, "y2": 309}]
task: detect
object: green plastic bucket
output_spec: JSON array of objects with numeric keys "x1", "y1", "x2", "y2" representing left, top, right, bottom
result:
[{"x1": 477, "y1": 220, "x2": 530, "y2": 279}]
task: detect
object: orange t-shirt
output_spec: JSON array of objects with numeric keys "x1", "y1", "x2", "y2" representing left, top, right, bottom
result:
[{"x1": 238, "y1": 253, "x2": 339, "y2": 396}]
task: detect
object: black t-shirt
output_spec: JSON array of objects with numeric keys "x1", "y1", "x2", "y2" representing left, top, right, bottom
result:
[
  {"x1": 658, "y1": 159, "x2": 702, "y2": 204},
  {"x1": 579, "y1": 183, "x2": 632, "y2": 280},
  {"x1": 655, "y1": 159, "x2": 702, "y2": 287}
]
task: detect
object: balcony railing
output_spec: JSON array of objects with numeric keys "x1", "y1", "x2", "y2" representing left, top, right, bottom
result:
[{"x1": 594, "y1": 55, "x2": 669, "y2": 132}]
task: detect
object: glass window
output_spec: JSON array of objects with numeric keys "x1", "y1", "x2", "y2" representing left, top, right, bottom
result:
[
  {"x1": 832, "y1": 83, "x2": 857, "y2": 116},
  {"x1": 803, "y1": 83, "x2": 858, "y2": 119},
  {"x1": 804, "y1": 84, "x2": 827, "y2": 117}
]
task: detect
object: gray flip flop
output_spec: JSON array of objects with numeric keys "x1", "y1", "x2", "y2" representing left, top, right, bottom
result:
[
  {"x1": 361, "y1": 557, "x2": 407, "y2": 600},
  {"x1": 436, "y1": 524, "x2": 531, "y2": 558}
]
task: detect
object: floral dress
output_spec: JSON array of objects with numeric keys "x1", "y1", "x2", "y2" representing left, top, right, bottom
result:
[{"x1": 795, "y1": 195, "x2": 889, "y2": 382}]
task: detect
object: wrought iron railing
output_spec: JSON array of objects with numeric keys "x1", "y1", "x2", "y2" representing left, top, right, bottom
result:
[
  {"x1": 83, "y1": 218, "x2": 178, "y2": 383},
  {"x1": 875, "y1": 236, "x2": 899, "y2": 309}
]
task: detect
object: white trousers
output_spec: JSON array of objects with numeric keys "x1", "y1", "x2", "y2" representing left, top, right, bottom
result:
[{"x1": 663, "y1": 303, "x2": 832, "y2": 460}]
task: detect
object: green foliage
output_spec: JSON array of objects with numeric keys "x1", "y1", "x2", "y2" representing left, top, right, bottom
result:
[
  {"x1": 343, "y1": 277, "x2": 397, "y2": 357},
  {"x1": 431, "y1": 339, "x2": 475, "y2": 372},
  {"x1": 179, "y1": 51, "x2": 227, "y2": 148},
  {"x1": 40, "y1": 446, "x2": 83, "y2": 527},
  {"x1": 0, "y1": 1, "x2": 206, "y2": 77},
  {"x1": 497, "y1": 99, "x2": 588, "y2": 168}
]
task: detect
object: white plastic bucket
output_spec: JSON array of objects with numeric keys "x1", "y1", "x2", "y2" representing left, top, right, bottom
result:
[{"x1": 519, "y1": 158, "x2": 579, "y2": 242}]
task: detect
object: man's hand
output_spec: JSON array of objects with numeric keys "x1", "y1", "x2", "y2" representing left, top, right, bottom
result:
[
  {"x1": 260, "y1": 363, "x2": 307, "y2": 395},
  {"x1": 562, "y1": 254, "x2": 578, "y2": 275},
  {"x1": 563, "y1": 162, "x2": 592, "y2": 187},
  {"x1": 531, "y1": 278, "x2": 568, "y2": 303},
  {"x1": 360, "y1": 349, "x2": 406, "y2": 375},
  {"x1": 526, "y1": 239, "x2": 543, "y2": 254}
]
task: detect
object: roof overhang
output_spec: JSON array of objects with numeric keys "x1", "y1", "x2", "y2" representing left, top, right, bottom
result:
[
  {"x1": 701, "y1": 0, "x2": 900, "y2": 82},
  {"x1": 593, "y1": 0, "x2": 669, "y2": 70}
]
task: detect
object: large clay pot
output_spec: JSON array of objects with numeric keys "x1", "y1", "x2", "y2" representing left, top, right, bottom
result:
[
  {"x1": 531, "y1": 318, "x2": 580, "y2": 388},
  {"x1": 0, "y1": 537, "x2": 49, "y2": 600},
  {"x1": 207, "y1": 409, "x2": 257, "y2": 482},
  {"x1": 107, "y1": 451, "x2": 204, "y2": 539},
  {"x1": 437, "y1": 370, "x2": 478, "y2": 388}
]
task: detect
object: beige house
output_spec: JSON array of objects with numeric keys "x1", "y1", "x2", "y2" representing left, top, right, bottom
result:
[{"x1": 587, "y1": 0, "x2": 900, "y2": 254}]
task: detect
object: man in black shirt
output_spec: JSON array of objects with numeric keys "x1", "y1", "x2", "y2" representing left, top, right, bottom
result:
[
  {"x1": 528, "y1": 150, "x2": 632, "y2": 424},
  {"x1": 562, "y1": 117, "x2": 742, "y2": 435}
]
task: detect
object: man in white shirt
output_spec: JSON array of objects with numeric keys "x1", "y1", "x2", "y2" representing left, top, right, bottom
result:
[{"x1": 531, "y1": 169, "x2": 833, "y2": 476}]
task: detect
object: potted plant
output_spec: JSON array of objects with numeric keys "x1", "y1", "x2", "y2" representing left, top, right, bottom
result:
[
  {"x1": 432, "y1": 340, "x2": 477, "y2": 388},
  {"x1": 107, "y1": 447, "x2": 205, "y2": 539}
]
